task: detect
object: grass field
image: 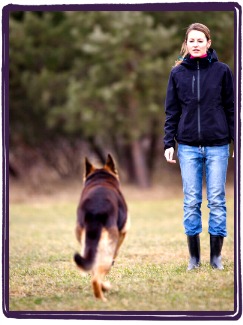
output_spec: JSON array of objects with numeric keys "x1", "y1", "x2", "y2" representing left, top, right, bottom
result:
[{"x1": 8, "y1": 185, "x2": 235, "y2": 314}]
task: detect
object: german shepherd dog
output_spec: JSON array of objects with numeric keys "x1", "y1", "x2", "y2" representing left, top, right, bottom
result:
[{"x1": 74, "y1": 154, "x2": 130, "y2": 301}]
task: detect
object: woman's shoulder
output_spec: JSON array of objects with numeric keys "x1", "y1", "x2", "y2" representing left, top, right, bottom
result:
[
  {"x1": 213, "y1": 60, "x2": 232, "y2": 72},
  {"x1": 213, "y1": 61, "x2": 230, "y2": 69},
  {"x1": 170, "y1": 64, "x2": 186, "y2": 75}
]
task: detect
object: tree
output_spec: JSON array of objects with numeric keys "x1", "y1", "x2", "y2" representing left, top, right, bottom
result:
[
  {"x1": 9, "y1": 10, "x2": 234, "y2": 186},
  {"x1": 58, "y1": 11, "x2": 179, "y2": 186}
]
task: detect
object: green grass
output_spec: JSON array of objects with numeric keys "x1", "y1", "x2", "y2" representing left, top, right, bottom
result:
[{"x1": 9, "y1": 194, "x2": 235, "y2": 312}]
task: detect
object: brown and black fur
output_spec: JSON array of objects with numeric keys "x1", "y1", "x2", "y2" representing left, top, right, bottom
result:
[{"x1": 74, "y1": 154, "x2": 130, "y2": 301}]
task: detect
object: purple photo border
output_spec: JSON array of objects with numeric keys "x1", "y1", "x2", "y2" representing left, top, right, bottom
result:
[{"x1": 2, "y1": 2, "x2": 242, "y2": 321}]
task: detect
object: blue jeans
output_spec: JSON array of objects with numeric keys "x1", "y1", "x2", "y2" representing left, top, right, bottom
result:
[{"x1": 177, "y1": 144, "x2": 229, "y2": 237}]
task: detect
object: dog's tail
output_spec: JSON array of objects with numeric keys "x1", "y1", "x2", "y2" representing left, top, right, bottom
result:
[
  {"x1": 74, "y1": 216, "x2": 103, "y2": 271},
  {"x1": 74, "y1": 251, "x2": 95, "y2": 272}
]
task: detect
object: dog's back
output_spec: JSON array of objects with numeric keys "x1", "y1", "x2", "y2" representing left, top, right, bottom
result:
[{"x1": 74, "y1": 155, "x2": 129, "y2": 301}]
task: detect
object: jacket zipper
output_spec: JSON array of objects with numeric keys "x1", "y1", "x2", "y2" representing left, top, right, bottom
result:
[
  {"x1": 197, "y1": 61, "x2": 201, "y2": 141},
  {"x1": 192, "y1": 75, "x2": 195, "y2": 94}
]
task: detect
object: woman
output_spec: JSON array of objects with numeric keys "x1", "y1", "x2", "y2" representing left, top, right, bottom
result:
[{"x1": 164, "y1": 23, "x2": 234, "y2": 270}]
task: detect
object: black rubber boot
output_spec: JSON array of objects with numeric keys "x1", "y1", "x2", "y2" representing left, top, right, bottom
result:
[
  {"x1": 210, "y1": 235, "x2": 224, "y2": 270},
  {"x1": 187, "y1": 234, "x2": 200, "y2": 271}
]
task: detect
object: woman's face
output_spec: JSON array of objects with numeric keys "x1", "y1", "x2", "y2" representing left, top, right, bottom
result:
[{"x1": 186, "y1": 30, "x2": 211, "y2": 57}]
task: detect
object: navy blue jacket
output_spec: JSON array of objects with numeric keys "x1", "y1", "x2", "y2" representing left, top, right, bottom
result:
[{"x1": 164, "y1": 49, "x2": 234, "y2": 150}]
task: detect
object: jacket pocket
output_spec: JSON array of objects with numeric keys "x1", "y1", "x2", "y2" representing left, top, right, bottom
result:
[
  {"x1": 202, "y1": 107, "x2": 229, "y2": 140},
  {"x1": 177, "y1": 103, "x2": 198, "y2": 141}
]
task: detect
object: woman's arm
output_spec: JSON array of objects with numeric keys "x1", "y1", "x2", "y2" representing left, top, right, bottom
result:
[{"x1": 164, "y1": 71, "x2": 182, "y2": 151}]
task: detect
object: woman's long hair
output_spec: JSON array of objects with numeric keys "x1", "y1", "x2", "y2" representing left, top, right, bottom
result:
[{"x1": 175, "y1": 23, "x2": 211, "y2": 66}]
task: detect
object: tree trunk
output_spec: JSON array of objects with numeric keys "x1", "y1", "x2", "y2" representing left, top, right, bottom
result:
[{"x1": 131, "y1": 139, "x2": 151, "y2": 188}]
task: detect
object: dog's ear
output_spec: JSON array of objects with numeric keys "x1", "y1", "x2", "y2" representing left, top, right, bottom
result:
[
  {"x1": 85, "y1": 158, "x2": 95, "y2": 177},
  {"x1": 105, "y1": 154, "x2": 118, "y2": 175}
]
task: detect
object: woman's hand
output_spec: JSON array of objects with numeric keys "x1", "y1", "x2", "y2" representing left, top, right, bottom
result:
[{"x1": 164, "y1": 147, "x2": 176, "y2": 164}]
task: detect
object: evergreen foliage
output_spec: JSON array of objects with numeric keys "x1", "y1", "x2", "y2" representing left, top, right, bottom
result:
[{"x1": 9, "y1": 10, "x2": 234, "y2": 186}]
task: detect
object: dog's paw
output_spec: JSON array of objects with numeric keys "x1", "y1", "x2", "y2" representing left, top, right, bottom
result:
[{"x1": 102, "y1": 281, "x2": 111, "y2": 292}]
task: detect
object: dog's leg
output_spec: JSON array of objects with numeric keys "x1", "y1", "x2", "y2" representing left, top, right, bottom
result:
[
  {"x1": 92, "y1": 263, "x2": 111, "y2": 301},
  {"x1": 113, "y1": 213, "x2": 130, "y2": 261},
  {"x1": 76, "y1": 224, "x2": 86, "y2": 257},
  {"x1": 93, "y1": 282, "x2": 104, "y2": 300},
  {"x1": 75, "y1": 223, "x2": 83, "y2": 243},
  {"x1": 92, "y1": 277, "x2": 106, "y2": 301},
  {"x1": 113, "y1": 233, "x2": 126, "y2": 260},
  {"x1": 75, "y1": 224, "x2": 87, "y2": 276},
  {"x1": 100, "y1": 266, "x2": 111, "y2": 296}
]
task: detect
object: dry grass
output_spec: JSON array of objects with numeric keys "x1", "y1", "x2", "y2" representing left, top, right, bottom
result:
[{"x1": 7, "y1": 180, "x2": 237, "y2": 317}]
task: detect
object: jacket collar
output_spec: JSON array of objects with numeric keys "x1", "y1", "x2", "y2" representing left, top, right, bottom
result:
[{"x1": 181, "y1": 48, "x2": 218, "y2": 69}]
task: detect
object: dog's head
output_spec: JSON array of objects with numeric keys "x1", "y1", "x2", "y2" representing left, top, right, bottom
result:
[{"x1": 84, "y1": 154, "x2": 119, "y2": 181}]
